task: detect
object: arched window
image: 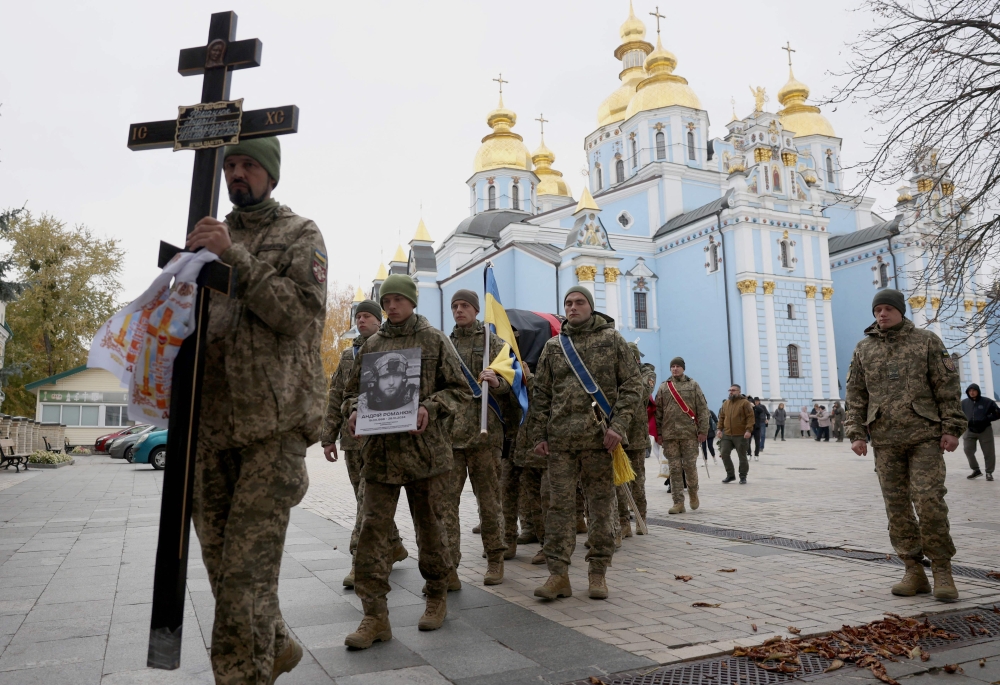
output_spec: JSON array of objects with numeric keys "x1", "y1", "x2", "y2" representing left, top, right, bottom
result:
[
  {"x1": 511, "y1": 183, "x2": 519, "y2": 209},
  {"x1": 655, "y1": 131, "x2": 666, "y2": 160},
  {"x1": 709, "y1": 243, "x2": 719, "y2": 272},
  {"x1": 942, "y1": 255, "x2": 954, "y2": 284},
  {"x1": 488, "y1": 185, "x2": 496, "y2": 210},
  {"x1": 779, "y1": 240, "x2": 790, "y2": 268},
  {"x1": 687, "y1": 130, "x2": 696, "y2": 160},
  {"x1": 595, "y1": 166, "x2": 603, "y2": 191},
  {"x1": 787, "y1": 303, "x2": 795, "y2": 319},
  {"x1": 633, "y1": 292, "x2": 648, "y2": 329},
  {"x1": 773, "y1": 167, "x2": 782, "y2": 192},
  {"x1": 826, "y1": 155, "x2": 835, "y2": 183},
  {"x1": 879, "y1": 262, "x2": 889, "y2": 288},
  {"x1": 787, "y1": 344, "x2": 800, "y2": 378},
  {"x1": 616, "y1": 159, "x2": 625, "y2": 184},
  {"x1": 631, "y1": 139, "x2": 638, "y2": 168}
]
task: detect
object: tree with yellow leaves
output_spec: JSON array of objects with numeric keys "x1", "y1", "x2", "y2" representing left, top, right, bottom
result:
[{"x1": 321, "y1": 283, "x2": 358, "y2": 382}]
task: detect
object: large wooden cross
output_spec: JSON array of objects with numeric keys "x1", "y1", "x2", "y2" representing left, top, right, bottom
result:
[{"x1": 126, "y1": 11, "x2": 299, "y2": 670}]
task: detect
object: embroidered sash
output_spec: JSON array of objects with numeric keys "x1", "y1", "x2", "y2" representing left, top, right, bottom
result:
[{"x1": 666, "y1": 380, "x2": 696, "y2": 421}]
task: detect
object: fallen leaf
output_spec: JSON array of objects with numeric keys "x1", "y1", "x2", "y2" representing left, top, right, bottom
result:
[
  {"x1": 885, "y1": 554, "x2": 892, "y2": 560},
  {"x1": 909, "y1": 646, "x2": 922, "y2": 660},
  {"x1": 751, "y1": 623, "x2": 758, "y2": 632},
  {"x1": 762, "y1": 636, "x2": 783, "y2": 646},
  {"x1": 685, "y1": 541, "x2": 691, "y2": 545},
  {"x1": 824, "y1": 660, "x2": 845, "y2": 672},
  {"x1": 718, "y1": 568, "x2": 737, "y2": 573},
  {"x1": 988, "y1": 571, "x2": 1000, "y2": 580},
  {"x1": 636, "y1": 568, "x2": 649, "y2": 573},
  {"x1": 921, "y1": 652, "x2": 930, "y2": 662},
  {"x1": 589, "y1": 677, "x2": 606, "y2": 685},
  {"x1": 943, "y1": 664, "x2": 963, "y2": 674},
  {"x1": 675, "y1": 574, "x2": 693, "y2": 582},
  {"x1": 787, "y1": 626, "x2": 801, "y2": 635},
  {"x1": 980, "y1": 659, "x2": 986, "y2": 667},
  {"x1": 692, "y1": 602, "x2": 721, "y2": 608}
]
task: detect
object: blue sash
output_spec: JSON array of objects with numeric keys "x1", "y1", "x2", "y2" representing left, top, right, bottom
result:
[
  {"x1": 558, "y1": 332, "x2": 613, "y2": 420},
  {"x1": 457, "y1": 352, "x2": 505, "y2": 427}
]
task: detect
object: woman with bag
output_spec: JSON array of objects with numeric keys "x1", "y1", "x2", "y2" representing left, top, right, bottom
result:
[{"x1": 798, "y1": 406, "x2": 811, "y2": 437}]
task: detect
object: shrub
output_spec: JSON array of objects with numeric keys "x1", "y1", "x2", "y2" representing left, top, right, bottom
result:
[
  {"x1": 28, "y1": 450, "x2": 73, "y2": 464},
  {"x1": 70, "y1": 446, "x2": 90, "y2": 455}
]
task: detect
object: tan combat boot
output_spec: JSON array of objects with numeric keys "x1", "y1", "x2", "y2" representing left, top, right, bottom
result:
[
  {"x1": 668, "y1": 502, "x2": 685, "y2": 514},
  {"x1": 931, "y1": 560, "x2": 959, "y2": 600},
  {"x1": 517, "y1": 529, "x2": 538, "y2": 544},
  {"x1": 588, "y1": 572, "x2": 608, "y2": 600},
  {"x1": 343, "y1": 560, "x2": 355, "y2": 588},
  {"x1": 531, "y1": 549, "x2": 546, "y2": 565},
  {"x1": 422, "y1": 568, "x2": 462, "y2": 596},
  {"x1": 621, "y1": 518, "x2": 633, "y2": 538},
  {"x1": 576, "y1": 515, "x2": 588, "y2": 534},
  {"x1": 270, "y1": 639, "x2": 302, "y2": 683},
  {"x1": 484, "y1": 559, "x2": 504, "y2": 585},
  {"x1": 418, "y1": 596, "x2": 447, "y2": 631},
  {"x1": 503, "y1": 541, "x2": 517, "y2": 560},
  {"x1": 534, "y1": 573, "x2": 572, "y2": 599},
  {"x1": 689, "y1": 490, "x2": 700, "y2": 510},
  {"x1": 344, "y1": 614, "x2": 392, "y2": 649},
  {"x1": 392, "y1": 543, "x2": 409, "y2": 564},
  {"x1": 890, "y1": 558, "x2": 931, "y2": 596}
]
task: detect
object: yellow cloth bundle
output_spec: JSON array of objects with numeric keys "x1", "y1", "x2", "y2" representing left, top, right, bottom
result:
[{"x1": 612, "y1": 444, "x2": 636, "y2": 486}]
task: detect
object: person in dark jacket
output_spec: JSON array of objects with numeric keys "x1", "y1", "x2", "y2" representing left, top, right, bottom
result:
[
  {"x1": 700, "y1": 409, "x2": 718, "y2": 461},
  {"x1": 773, "y1": 403, "x2": 787, "y2": 441},
  {"x1": 752, "y1": 398, "x2": 769, "y2": 458},
  {"x1": 810, "y1": 404, "x2": 820, "y2": 439},
  {"x1": 961, "y1": 383, "x2": 999, "y2": 480}
]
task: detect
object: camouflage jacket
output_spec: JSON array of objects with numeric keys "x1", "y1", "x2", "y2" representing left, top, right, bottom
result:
[
  {"x1": 450, "y1": 321, "x2": 510, "y2": 450},
  {"x1": 200, "y1": 201, "x2": 327, "y2": 448},
  {"x1": 654, "y1": 375, "x2": 710, "y2": 441},
  {"x1": 845, "y1": 318, "x2": 965, "y2": 446},
  {"x1": 343, "y1": 314, "x2": 473, "y2": 484},
  {"x1": 831, "y1": 404, "x2": 845, "y2": 427},
  {"x1": 527, "y1": 313, "x2": 644, "y2": 451},
  {"x1": 718, "y1": 395, "x2": 755, "y2": 436},
  {"x1": 625, "y1": 363, "x2": 657, "y2": 450},
  {"x1": 320, "y1": 336, "x2": 368, "y2": 450}
]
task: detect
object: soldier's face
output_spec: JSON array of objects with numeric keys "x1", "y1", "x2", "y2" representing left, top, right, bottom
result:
[
  {"x1": 378, "y1": 373, "x2": 405, "y2": 397},
  {"x1": 670, "y1": 364, "x2": 684, "y2": 378},
  {"x1": 452, "y1": 300, "x2": 477, "y2": 327},
  {"x1": 564, "y1": 293, "x2": 592, "y2": 325},
  {"x1": 356, "y1": 312, "x2": 381, "y2": 337},
  {"x1": 874, "y1": 304, "x2": 903, "y2": 329},
  {"x1": 224, "y1": 155, "x2": 274, "y2": 207},
  {"x1": 382, "y1": 294, "x2": 415, "y2": 324}
]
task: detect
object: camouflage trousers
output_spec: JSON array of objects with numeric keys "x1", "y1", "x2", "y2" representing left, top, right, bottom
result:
[
  {"x1": 501, "y1": 462, "x2": 547, "y2": 544},
  {"x1": 544, "y1": 449, "x2": 616, "y2": 575},
  {"x1": 344, "y1": 449, "x2": 401, "y2": 556},
  {"x1": 355, "y1": 473, "x2": 453, "y2": 616},
  {"x1": 616, "y1": 449, "x2": 648, "y2": 520},
  {"x1": 192, "y1": 432, "x2": 309, "y2": 685},
  {"x1": 662, "y1": 439, "x2": 699, "y2": 505},
  {"x1": 719, "y1": 435, "x2": 749, "y2": 479},
  {"x1": 443, "y1": 447, "x2": 506, "y2": 565},
  {"x1": 873, "y1": 441, "x2": 955, "y2": 562}
]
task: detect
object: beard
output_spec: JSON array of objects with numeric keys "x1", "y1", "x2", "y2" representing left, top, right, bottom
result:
[{"x1": 228, "y1": 182, "x2": 267, "y2": 207}]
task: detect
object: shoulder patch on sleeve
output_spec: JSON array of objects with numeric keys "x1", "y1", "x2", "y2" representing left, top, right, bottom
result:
[
  {"x1": 312, "y1": 249, "x2": 327, "y2": 284},
  {"x1": 943, "y1": 353, "x2": 957, "y2": 372}
]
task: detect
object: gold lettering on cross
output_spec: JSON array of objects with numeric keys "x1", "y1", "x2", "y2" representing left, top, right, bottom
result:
[{"x1": 266, "y1": 110, "x2": 285, "y2": 125}]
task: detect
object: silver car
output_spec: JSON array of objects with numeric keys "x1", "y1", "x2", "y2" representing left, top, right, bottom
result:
[{"x1": 108, "y1": 425, "x2": 155, "y2": 461}]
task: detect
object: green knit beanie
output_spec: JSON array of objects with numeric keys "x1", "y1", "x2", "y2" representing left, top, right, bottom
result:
[
  {"x1": 224, "y1": 137, "x2": 281, "y2": 186},
  {"x1": 871, "y1": 289, "x2": 906, "y2": 316},
  {"x1": 670, "y1": 356, "x2": 685, "y2": 369},
  {"x1": 380, "y1": 274, "x2": 418, "y2": 307},
  {"x1": 355, "y1": 300, "x2": 383, "y2": 320},
  {"x1": 564, "y1": 285, "x2": 594, "y2": 310}
]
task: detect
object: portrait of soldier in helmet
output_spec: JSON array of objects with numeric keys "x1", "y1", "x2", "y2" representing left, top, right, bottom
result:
[{"x1": 356, "y1": 347, "x2": 422, "y2": 434}]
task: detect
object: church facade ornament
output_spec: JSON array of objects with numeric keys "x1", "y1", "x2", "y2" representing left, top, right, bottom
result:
[
  {"x1": 737, "y1": 279, "x2": 758, "y2": 295},
  {"x1": 909, "y1": 296, "x2": 927, "y2": 309},
  {"x1": 576, "y1": 265, "x2": 597, "y2": 282},
  {"x1": 804, "y1": 285, "x2": 818, "y2": 298},
  {"x1": 977, "y1": 300, "x2": 987, "y2": 312},
  {"x1": 763, "y1": 281, "x2": 776, "y2": 295},
  {"x1": 931, "y1": 297, "x2": 941, "y2": 309},
  {"x1": 603, "y1": 267, "x2": 621, "y2": 283},
  {"x1": 822, "y1": 286, "x2": 834, "y2": 300},
  {"x1": 965, "y1": 299, "x2": 975, "y2": 312},
  {"x1": 754, "y1": 148, "x2": 772, "y2": 163}
]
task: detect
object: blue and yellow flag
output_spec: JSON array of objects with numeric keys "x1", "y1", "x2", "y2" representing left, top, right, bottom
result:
[{"x1": 484, "y1": 264, "x2": 530, "y2": 423}]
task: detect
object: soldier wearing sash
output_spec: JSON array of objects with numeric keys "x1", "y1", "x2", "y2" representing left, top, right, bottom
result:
[
  {"x1": 654, "y1": 357, "x2": 709, "y2": 514},
  {"x1": 529, "y1": 286, "x2": 644, "y2": 600},
  {"x1": 321, "y1": 300, "x2": 408, "y2": 588},
  {"x1": 443, "y1": 289, "x2": 510, "y2": 586},
  {"x1": 617, "y1": 343, "x2": 655, "y2": 536}
]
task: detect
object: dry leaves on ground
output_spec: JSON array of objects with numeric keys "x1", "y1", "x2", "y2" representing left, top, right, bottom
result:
[
  {"x1": 588, "y1": 677, "x2": 606, "y2": 685},
  {"x1": 674, "y1": 574, "x2": 693, "y2": 582},
  {"x1": 751, "y1": 624, "x2": 758, "y2": 632},
  {"x1": 943, "y1": 664, "x2": 964, "y2": 674},
  {"x1": 788, "y1": 626, "x2": 802, "y2": 634},
  {"x1": 732, "y1": 613, "x2": 960, "y2": 685},
  {"x1": 987, "y1": 571, "x2": 1000, "y2": 580},
  {"x1": 692, "y1": 602, "x2": 721, "y2": 608},
  {"x1": 718, "y1": 568, "x2": 737, "y2": 573},
  {"x1": 824, "y1": 660, "x2": 844, "y2": 672}
]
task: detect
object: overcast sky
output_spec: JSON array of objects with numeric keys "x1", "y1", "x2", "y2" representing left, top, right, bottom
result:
[{"x1": 0, "y1": 0, "x2": 889, "y2": 303}]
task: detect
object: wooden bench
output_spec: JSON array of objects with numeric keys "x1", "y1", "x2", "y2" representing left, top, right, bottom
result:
[
  {"x1": 42, "y1": 436, "x2": 62, "y2": 453},
  {"x1": 0, "y1": 438, "x2": 29, "y2": 472}
]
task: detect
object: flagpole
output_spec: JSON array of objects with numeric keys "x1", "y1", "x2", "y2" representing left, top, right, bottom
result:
[{"x1": 481, "y1": 264, "x2": 490, "y2": 435}]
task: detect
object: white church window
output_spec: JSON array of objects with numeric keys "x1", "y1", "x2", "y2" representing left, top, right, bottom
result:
[
  {"x1": 879, "y1": 262, "x2": 889, "y2": 288},
  {"x1": 617, "y1": 211, "x2": 633, "y2": 229},
  {"x1": 625, "y1": 259, "x2": 659, "y2": 331},
  {"x1": 488, "y1": 185, "x2": 496, "y2": 210},
  {"x1": 655, "y1": 132, "x2": 666, "y2": 160},
  {"x1": 634, "y1": 292, "x2": 648, "y2": 329},
  {"x1": 787, "y1": 303, "x2": 795, "y2": 319},
  {"x1": 787, "y1": 344, "x2": 800, "y2": 378},
  {"x1": 595, "y1": 163, "x2": 603, "y2": 191},
  {"x1": 709, "y1": 243, "x2": 719, "y2": 273},
  {"x1": 779, "y1": 240, "x2": 790, "y2": 268},
  {"x1": 511, "y1": 183, "x2": 519, "y2": 208},
  {"x1": 616, "y1": 160, "x2": 625, "y2": 184},
  {"x1": 687, "y1": 131, "x2": 696, "y2": 160}
]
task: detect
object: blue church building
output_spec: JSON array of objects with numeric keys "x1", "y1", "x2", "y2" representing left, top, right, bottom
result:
[{"x1": 365, "y1": 3, "x2": 993, "y2": 414}]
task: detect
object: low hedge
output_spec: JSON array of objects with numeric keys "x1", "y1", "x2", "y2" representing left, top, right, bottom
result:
[{"x1": 28, "y1": 450, "x2": 73, "y2": 465}]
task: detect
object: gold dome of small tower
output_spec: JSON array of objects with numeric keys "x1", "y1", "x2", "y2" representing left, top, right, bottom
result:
[
  {"x1": 473, "y1": 74, "x2": 532, "y2": 173},
  {"x1": 776, "y1": 42, "x2": 836, "y2": 138},
  {"x1": 624, "y1": 36, "x2": 702, "y2": 118},
  {"x1": 596, "y1": 2, "x2": 654, "y2": 127},
  {"x1": 531, "y1": 114, "x2": 572, "y2": 198}
]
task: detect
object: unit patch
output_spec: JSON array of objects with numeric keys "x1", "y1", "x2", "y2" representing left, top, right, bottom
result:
[{"x1": 312, "y1": 249, "x2": 327, "y2": 284}]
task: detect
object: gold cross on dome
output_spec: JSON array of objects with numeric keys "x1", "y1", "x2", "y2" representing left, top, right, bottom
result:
[
  {"x1": 649, "y1": 6, "x2": 665, "y2": 35},
  {"x1": 535, "y1": 113, "x2": 548, "y2": 136},
  {"x1": 493, "y1": 73, "x2": 508, "y2": 95},
  {"x1": 782, "y1": 41, "x2": 796, "y2": 68}
]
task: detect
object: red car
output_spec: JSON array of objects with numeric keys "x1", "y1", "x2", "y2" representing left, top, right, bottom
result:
[{"x1": 95, "y1": 424, "x2": 147, "y2": 453}]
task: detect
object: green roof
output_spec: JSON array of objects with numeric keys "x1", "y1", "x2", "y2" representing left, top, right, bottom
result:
[{"x1": 24, "y1": 365, "x2": 89, "y2": 392}]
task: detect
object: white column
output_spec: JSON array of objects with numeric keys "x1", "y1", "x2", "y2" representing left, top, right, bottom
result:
[
  {"x1": 763, "y1": 281, "x2": 781, "y2": 400},
  {"x1": 980, "y1": 331, "x2": 995, "y2": 399},
  {"x1": 805, "y1": 285, "x2": 824, "y2": 401},
  {"x1": 604, "y1": 267, "x2": 621, "y2": 330},
  {"x1": 910, "y1": 296, "x2": 928, "y2": 329},
  {"x1": 739, "y1": 279, "x2": 763, "y2": 398},
  {"x1": 821, "y1": 287, "x2": 840, "y2": 399}
]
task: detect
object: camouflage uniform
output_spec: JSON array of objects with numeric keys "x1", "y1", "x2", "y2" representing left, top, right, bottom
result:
[
  {"x1": 502, "y1": 384, "x2": 549, "y2": 546},
  {"x1": 193, "y1": 200, "x2": 326, "y2": 684},
  {"x1": 618, "y1": 357, "x2": 656, "y2": 523},
  {"x1": 528, "y1": 313, "x2": 643, "y2": 575},
  {"x1": 846, "y1": 319, "x2": 965, "y2": 562},
  {"x1": 831, "y1": 403, "x2": 846, "y2": 442},
  {"x1": 443, "y1": 321, "x2": 510, "y2": 566},
  {"x1": 320, "y1": 337, "x2": 402, "y2": 555},
  {"x1": 342, "y1": 313, "x2": 472, "y2": 617},
  {"x1": 655, "y1": 374, "x2": 709, "y2": 504}
]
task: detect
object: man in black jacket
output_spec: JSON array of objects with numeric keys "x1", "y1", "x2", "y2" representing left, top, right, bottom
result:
[
  {"x1": 961, "y1": 383, "x2": 999, "y2": 481},
  {"x1": 752, "y1": 398, "x2": 769, "y2": 459}
]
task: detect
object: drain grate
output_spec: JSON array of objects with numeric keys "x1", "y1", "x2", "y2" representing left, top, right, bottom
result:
[
  {"x1": 565, "y1": 607, "x2": 1000, "y2": 685},
  {"x1": 644, "y1": 518, "x2": 1000, "y2": 582},
  {"x1": 786, "y1": 467, "x2": 817, "y2": 470}
]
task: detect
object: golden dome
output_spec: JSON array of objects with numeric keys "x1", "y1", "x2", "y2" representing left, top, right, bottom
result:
[
  {"x1": 353, "y1": 286, "x2": 365, "y2": 302},
  {"x1": 374, "y1": 263, "x2": 388, "y2": 281},
  {"x1": 597, "y1": 3, "x2": 653, "y2": 127},
  {"x1": 412, "y1": 218, "x2": 432, "y2": 243},
  {"x1": 473, "y1": 95, "x2": 532, "y2": 173},
  {"x1": 777, "y1": 68, "x2": 836, "y2": 138},
  {"x1": 532, "y1": 137, "x2": 572, "y2": 198},
  {"x1": 624, "y1": 37, "x2": 702, "y2": 119},
  {"x1": 619, "y1": 1, "x2": 646, "y2": 43},
  {"x1": 390, "y1": 244, "x2": 407, "y2": 263}
]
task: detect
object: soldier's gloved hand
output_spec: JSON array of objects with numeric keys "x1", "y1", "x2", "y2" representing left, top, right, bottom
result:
[
  {"x1": 323, "y1": 443, "x2": 338, "y2": 462},
  {"x1": 409, "y1": 406, "x2": 429, "y2": 435},
  {"x1": 534, "y1": 441, "x2": 550, "y2": 456},
  {"x1": 348, "y1": 411, "x2": 358, "y2": 438},
  {"x1": 697, "y1": 433, "x2": 707, "y2": 444},
  {"x1": 851, "y1": 440, "x2": 868, "y2": 456},
  {"x1": 604, "y1": 428, "x2": 623, "y2": 452},
  {"x1": 940, "y1": 434, "x2": 959, "y2": 452}
]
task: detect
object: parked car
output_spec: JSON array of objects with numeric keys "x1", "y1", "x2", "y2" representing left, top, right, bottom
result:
[
  {"x1": 109, "y1": 425, "x2": 156, "y2": 461},
  {"x1": 131, "y1": 429, "x2": 167, "y2": 470},
  {"x1": 95, "y1": 424, "x2": 148, "y2": 453}
]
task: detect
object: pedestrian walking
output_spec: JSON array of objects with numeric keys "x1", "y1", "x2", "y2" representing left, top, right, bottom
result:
[
  {"x1": 846, "y1": 288, "x2": 965, "y2": 601},
  {"x1": 961, "y1": 383, "x2": 999, "y2": 480},
  {"x1": 817, "y1": 406, "x2": 831, "y2": 441},
  {"x1": 831, "y1": 401, "x2": 846, "y2": 442},
  {"x1": 810, "y1": 404, "x2": 820, "y2": 438},
  {"x1": 799, "y1": 406, "x2": 811, "y2": 437},
  {"x1": 701, "y1": 409, "x2": 718, "y2": 459},
  {"x1": 718, "y1": 385, "x2": 754, "y2": 484},
  {"x1": 752, "y1": 398, "x2": 768, "y2": 457},
  {"x1": 773, "y1": 403, "x2": 786, "y2": 441},
  {"x1": 654, "y1": 357, "x2": 709, "y2": 514}
]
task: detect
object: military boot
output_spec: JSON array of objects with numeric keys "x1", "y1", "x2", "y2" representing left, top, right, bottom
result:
[
  {"x1": 531, "y1": 549, "x2": 546, "y2": 565},
  {"x1": 503, "y1": 541, "x2": 517, "y2": 560},
  {"x1": 890, "y1": 558, "x2": 931, "y2": 596},
  {"x1": 588, "y1": 572, "x2": 609, "y2": 600},
  {"x1": 534, "y1": 573, "x2": 572, "y2": 599},
  {"x1": 270, "y1": 638, "x2": 302, "y2": 684},
  {"x1": 484, "y1": 559, "x2": 504, "y2": 585},
  {"x1": 422, "y1": 569, "x2": 462, "y2": 596},
  {"x1": 517, "y1": 530, "x2": 538, "y2": 544},
  {"x1": 621, "y1": 518, "x2": 633, "y2": 538},
  {"x1": 931, "y1": 560, "x2": 959, "y2": 600},
  {"x1": 343, "y1": 560, "x2": 355, "y2": 588},
  {"x1": 392, "y1": 543, "x2": 409, "y2": 564},
  {"x1": 418, "y1": 596, "x2": 447, "y2": 631},
  {"x1": 689, "y1": 490, "x2": 700, "y2": 510},
  {"x1": 344, "y1": 614, "x2": 392, "y2": 649},
  {"x1": 668, "y1": 502, "x2": 685, "y2": 514},
  {"x1": 576, "y1": 515, "x2": 588, "y2": 534}
]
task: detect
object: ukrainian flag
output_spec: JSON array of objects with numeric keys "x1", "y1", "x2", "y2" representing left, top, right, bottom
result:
[{"x1": 484, "y1": 263, "x2": 530, "y2": 423}]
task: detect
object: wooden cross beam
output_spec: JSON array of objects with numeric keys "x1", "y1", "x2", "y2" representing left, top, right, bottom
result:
[{"x1": 126, "y1": 11, "x2": 299, "y2": 670}]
